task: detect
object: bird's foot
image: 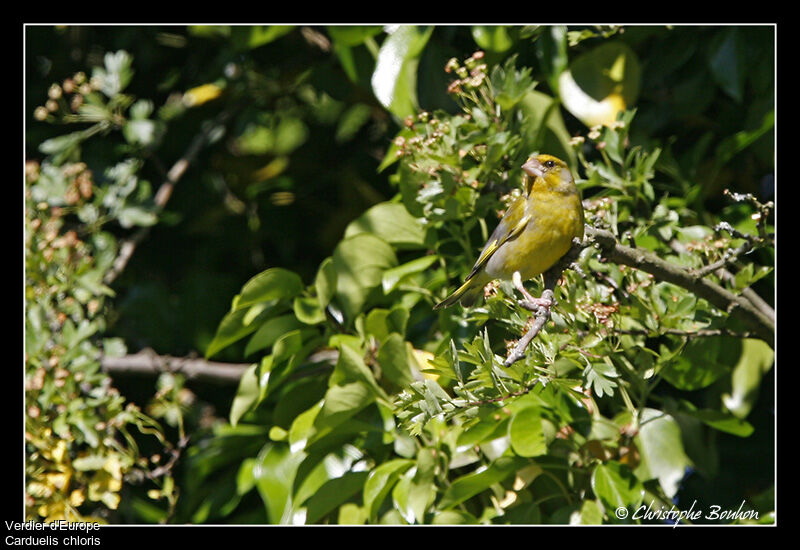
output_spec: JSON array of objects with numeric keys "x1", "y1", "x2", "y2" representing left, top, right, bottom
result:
[
  {"x1": 504, "y1": 288, "x2": 556, "y2": 366},
  {"x1": 512, "y1": 271, "x2": 557, "y2": 312},
  {"x1": 517, "y1": 295, "x2": 556, "y2": 312}
]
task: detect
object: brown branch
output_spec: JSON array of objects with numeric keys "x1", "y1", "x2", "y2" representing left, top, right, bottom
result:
[
  {"x1": 688, "y1": 240, "x2": 753, "y2": 279},
  {"x1": 612, "y1": 328, "x2": 760, "y2": 339},
  {"x1": 147, "y1": 435, "x2": 190, "y2": 480},
  {"x1": 104, "y1": 107, "x2": 237, "y2": 285},
  {"x1": 669, "y1": 239, "x2": 775, "y2": 325},
  {"x1": 101, "y1": 348, "x2": 340, "y2": 385},
  {"x1": 504, "y1": 290, "x2": 554, "y2": 367},
  {"x1": 101, "y1": 350, "x2": 250, "y2": 385},
  {"x1": 585, "y1": 226, "x2": 774, "y2": 343}
]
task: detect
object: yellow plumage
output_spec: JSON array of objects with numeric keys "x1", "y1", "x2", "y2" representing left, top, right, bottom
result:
[{"x1": 434, "y1": 154, "x2": 584, "y2": 310}]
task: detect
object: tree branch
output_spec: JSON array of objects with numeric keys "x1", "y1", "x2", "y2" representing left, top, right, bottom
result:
[
  {"x1": 104, "y1": 107, "x2": 237, "y2": 285},
  {"x1": 669, "y1": 239, "x2": 775, "y2": 325},
  {"x1": 584, "y1": 226, "x2": 774, "y2": 343},
  {"x1": 101, "y1": 350, "x2": 250, "y2": 385},
  {"x1": 101, "y1": 348, "x2": 340, "y2": 385}
]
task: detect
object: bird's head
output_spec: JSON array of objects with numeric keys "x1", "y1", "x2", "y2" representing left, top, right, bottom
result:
[{"x1": 522, "y1": 154, "x2": 574, "y2": 195}]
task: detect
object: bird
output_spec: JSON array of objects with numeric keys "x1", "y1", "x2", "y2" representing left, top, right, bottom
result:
[{"x1": 433, "y1": 153, "x2": 584, "y2": 310}]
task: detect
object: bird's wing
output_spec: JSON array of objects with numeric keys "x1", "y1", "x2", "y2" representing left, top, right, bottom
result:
[{"x1": 465, "y1": 196, "x2": 531, "y2": 281}]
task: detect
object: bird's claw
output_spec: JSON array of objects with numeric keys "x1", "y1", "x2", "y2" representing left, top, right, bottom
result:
[{"x1": 517, "y1": 296, "x2": 556, "y2": 313}]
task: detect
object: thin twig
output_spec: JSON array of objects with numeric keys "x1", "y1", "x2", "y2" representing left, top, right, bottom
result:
[
  {"x1": 104, "y1": 107, "x2": 237, "y2": 285},
  {"x1": 584, "y1": 226, "x2": 774, "y2": 343},
  {"x1": 504, "y1": 290, "x2": 554, "y2": 366},
  {"x1": 147, "y1": 435, "x2": 190, "y2": 480},
  {"x1": 689, "y1": 240, "x2": 752, "y2": 279},
  {"x1": 670, "y1": 238, "x2": 775, "y2": 325},
  {"x1": 612, "y1": 328, "x2": 760, "y2": 339}
]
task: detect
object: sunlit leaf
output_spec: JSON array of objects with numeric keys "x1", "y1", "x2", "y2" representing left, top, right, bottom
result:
[
  {"x1": 591, "y1": 461, "x2": 644, "y2": 522},
  {"x1": 634, "y1": 408, "x2": 692, "y2": 499},
  {"x1": 559, "y1": 41, "x2": 640, "y2": 127},
  {"x1": 371, "y1": 25, "x2": 434, "y2": 120}
]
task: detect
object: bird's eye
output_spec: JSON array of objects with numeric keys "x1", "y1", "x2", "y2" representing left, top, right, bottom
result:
[{"x1": 544, "y1": 160, "x2": 556, "y2": 169}]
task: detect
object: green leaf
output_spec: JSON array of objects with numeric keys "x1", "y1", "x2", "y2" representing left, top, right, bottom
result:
[
  {"x1": 432, "y1": 510, "x2": 479, "y2": 524},
  {"x1": 722, "y1": 338, "x2": 774, "y2": 418},
  {"x1": 315, "y1": 257, "x2": 337, "y2": 308},
  {"x1": 535, "y1": 25, "x2": 568, "y2": 95},
  {"x1": 288, "y1": 402, "x2": 323, "y2": 450},
  {"x1": 72, "y1": 454, "x2": 109, "y2": 471},
  {"x1": 338, "y1": 503, "x2": 367, "y2": 525},
  {"x1": 293, "y1": 295, "x2": 325, "y2": 325},
  {"x1": 102, "y1": 337, "x2": 127, "y2": 358},
  {"x1": 683, "y1": 408, "x2": 754, "y2": 437},
  {"x1": 326, "y1": 25, "x2": 383, "y2": 47},
  {"x1": 304, "y1": 471, "x2": 369, "y2": 524},
  {"x1": 237, "y1": 267, "x2": 304, "y2": 310},
  {"x1": 377, "y1": 334, "x2": 415, "y2": 389},
  {"x1": 439, "y1": 456, "x2": 527, "y2": 509},
  {"x1": 39, "y1": 131, "x2": 84, "y2": 160},
  {"x1": 206, "y1": 306, "x2": 268, "y2": 358},
  {"x1": 314, "y1": 381, "x2": 376, "y2": 432},
  {"x1": 575, "y1": 499, "x2": 604, "y2": 525},
  {"x1": 344, "y1": 202, "x2": 426, "y2": 249},
  {"x1": 332, "y1": 233, "x2": 397, "y2": 321},
  {"x1": 381, "y1": 255, "x2": 438, "y2": 294},
  {"x1": 508, "y1": 407, "x2": 547, "y2": 457},
  {"x1": 330, "y1": 344, "x2": 387, "y2": 400},
  {"x1": 244, "y1": 314, "x2": 305, "y2": 357},
  {"x1": 231, "y1": 25, "x2": 294, "y2": 51},
  {"x1": 405, "y1": 449, "x2": 436, "y2": 524},
  {"x1": 229, "y1": 364, "x2": 259, "y2": 426},
  {"x1": 271, "y1": 329, "x2": 304, "y2": 365},
  {"x1": 252, "y1": 444, "x2": 303, "y2": 524},
  {"x1": 661, "y1": 336, "x2": 740, "y2": 391},
  {"x1": 708, "y1": 27, "x2": 745, "y2": 102},
  {"x1": 471, "y1": 26, "x2": 514, "y2": 53},
  {"x1": 634, "y1": 408, "x2": 692, "y2": 499},
  {"x1": 117, "y1": 205, "x2": 158, "y2": 228},
  {"x1": 584, "y1": 361, "x2": 619, "y2": 398},
  {"x1": 497, "y1": 502, "x2": 542, "y2": 525},
  {"x1": 365, "y1": 307, "x2": 409, "y2": 341},
  {"x1": 558, "y1": 41, "x2": 640, "y2": 127},
  {"x1": 591, "y1": 461, "x2": 644, "y2": 521},
  {"x1": 371, "y1": 25, "x2": 434, "y2": 120},
  {"x1": 363, "y1": 459, "x2": 414, "y2": 521},
  {"x1": 456, "y1": 416, "x2": 510, "y2": 450},
  {"x1": 335, "y1": 103, "x2": 372, "y2": 143},
  {"x1": 733, "y1": 263, "x2": 773, "y2": 292},
  {"x1": 715, "y1": 110, "x2": 774, "y2": 166},
  {"x1": 378, "y1": 127, "x2": 415, "y2": 173}
]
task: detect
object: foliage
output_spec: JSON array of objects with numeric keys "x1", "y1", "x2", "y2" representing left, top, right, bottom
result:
[
  {"x1": 25, "y1": 54, "x2": 176, "y2": 521},
  {"x1": 26, "y1": 25, "x2": 774, "y2": 525}
]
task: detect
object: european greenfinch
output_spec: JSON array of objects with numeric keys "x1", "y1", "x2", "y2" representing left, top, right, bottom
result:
[{"x1": 434, "y1": 153, "x2": 584, "y2": 310}]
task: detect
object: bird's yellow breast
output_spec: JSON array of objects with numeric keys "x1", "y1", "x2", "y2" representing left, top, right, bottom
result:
[{"x1": 485, "y1": 190, "x2": 583, "y2": 281}]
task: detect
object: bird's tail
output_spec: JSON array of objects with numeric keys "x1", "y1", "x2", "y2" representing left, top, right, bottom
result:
[{"x1": 433, "y1": 274, "x2": 487, "y2": 310}]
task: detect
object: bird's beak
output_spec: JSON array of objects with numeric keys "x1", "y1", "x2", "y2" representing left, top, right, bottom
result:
[{"x1": 522, "y1": 158, "x2": 543, "y2": 178}]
